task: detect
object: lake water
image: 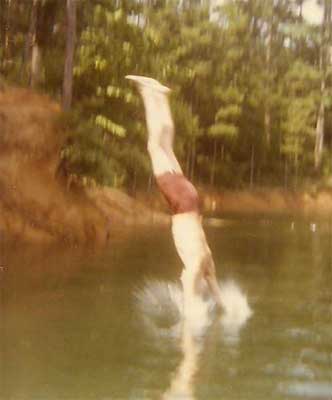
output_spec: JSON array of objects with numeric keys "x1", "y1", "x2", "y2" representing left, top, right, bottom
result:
[{"x1": 1, "y1": 218, "x2": 331, "y2": 400}]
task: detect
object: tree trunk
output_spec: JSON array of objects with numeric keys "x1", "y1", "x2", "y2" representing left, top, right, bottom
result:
[
  {"x1": 24, "y1": 0, "x2": 38, "y2": 74},
  {"x1": 30, "y1": 42, "x2": 42, "y2": 87},
  {"x1": 29, "y1": 0, "x2": 58, "y2": 87},
  {"x1": 250, "y1": 145, "x2": 255, "y2": 189},
  {"x1": 284, "y1": 159, "x2": 288, "y2": 190},
  {"x1": 315, "y1": 85, "x2": 325, "y2": 169},
  {"x1": 264, "y1": 5, "x2": 273, "y2": 153},
  {"x1": 264, "y1": 105, "x2": 271, "y2": 151},
  {"x1": 0, "y1": 0, "x2": 7, "y2": 67},
  {"x1": 210, "y1": 139, "x2": 217, "y2": 187},
  {"x1": 62, "y1": 0, "x2": 77, "y2": 111},
  {"x1": 0, "y1": 0, "x2": 11, "y2": 68},
  {"x1": 190, "y1": 140, "x2": 196, "y2": 182},
  {"x1": 29, "y1": 0, "x2": 44, "y2": 88},
  {"x1": 294, "y1": 142, "x2": 299, "y2": 189},
  {"x1": 314, "y1": 0, "x2": 331, "y2": 169}
]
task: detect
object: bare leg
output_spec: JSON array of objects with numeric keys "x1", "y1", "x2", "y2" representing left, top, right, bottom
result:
[
  {"x1": 126, "y1": 75, "x2": 182, "y2": 175},
  {"x1": 126, "y1": 75, "x2": 223, "y2": 311}
]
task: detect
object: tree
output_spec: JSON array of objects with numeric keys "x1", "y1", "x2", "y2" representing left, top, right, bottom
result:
[
  {"x1": 62, "y1": 0, "x2": 77, "y2": 111},
  {"x1": 1, "y1": 0, "x2": 330, "y2": 190},
  {"x1": 27, "y1": 0, "x2": 58, "y2": 87},
  {"x1": 315, "y1": 0, "x2": 331, "y2": 169},
  {"x1": 281, "y1": 61, "x2": 319, "y2": 185},
  {"x1": 29, "y1": 0, "x2": 40, "y2": 87},
  {"x1": 0, "y1": 0, "x2": 9, "y2": 69}
]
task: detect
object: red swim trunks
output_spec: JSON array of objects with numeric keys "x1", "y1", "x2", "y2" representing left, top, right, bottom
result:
[{"x1": 155, "y1": 172, "x2": 200, "y2": 215}]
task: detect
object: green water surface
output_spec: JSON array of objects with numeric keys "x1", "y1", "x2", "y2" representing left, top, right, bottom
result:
[{"x1": 1, "y1": 218, "x2": 331, "y2": 399}]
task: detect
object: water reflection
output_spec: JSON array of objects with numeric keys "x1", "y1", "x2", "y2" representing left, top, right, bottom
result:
[
  {"x1": 135, "y1": 278, "x2": 252, "y2": 399},
  {"x1": 1, "y1": 219, "x2": 331, "y2": 399},
  {"x1": 162, "y1": 318, "x2": 204, "y2": 400}
]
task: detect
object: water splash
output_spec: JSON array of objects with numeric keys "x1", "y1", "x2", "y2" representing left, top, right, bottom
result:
[
  {"x1": 134, "y1": 278, "x2": 253, "y2": 399},
  {"x1": 134, "y1": 278, "x2": 252, "y2": 339},
  {"x1": 134, "y1": 279, "x2": 183, "y2": 339},
  {"x1": 218, "y1": 280, "x2": 253, "y2": 343}
]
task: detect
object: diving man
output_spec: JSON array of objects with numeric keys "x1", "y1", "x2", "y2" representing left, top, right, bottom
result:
[{"x1": 126, "y1": 75, "x2": 223, "y2": 314}]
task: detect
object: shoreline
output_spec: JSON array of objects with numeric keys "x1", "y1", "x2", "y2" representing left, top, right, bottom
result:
[
  {"x1": 1, "y1": 86, "x2": 331, "y2": 245},
  {"x1": 136, "y1": 187, "x2": 332, "y2": 218}
]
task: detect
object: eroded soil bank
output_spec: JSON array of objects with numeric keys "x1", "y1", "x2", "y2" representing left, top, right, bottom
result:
[{"x1": 0, "y1": 86, "x2": 167, "y2": 245}]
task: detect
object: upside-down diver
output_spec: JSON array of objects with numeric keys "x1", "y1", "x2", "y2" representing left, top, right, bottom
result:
[{"x1": 126, "y1": 75, "x2": 223, "y2": 315}]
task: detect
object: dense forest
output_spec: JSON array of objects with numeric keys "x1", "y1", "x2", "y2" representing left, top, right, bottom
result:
[{"x1": 1, "y1": 0, "x2": 331, "y2": 191}]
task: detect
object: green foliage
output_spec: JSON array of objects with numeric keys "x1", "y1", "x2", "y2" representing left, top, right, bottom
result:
[
  {"x1": 281, "y1": 61, "x2": 320, "y2": 162},
  {"x1": 2, "y1": 0, "x2": 331, "y2": 190},
  {"x1": 209, "y1": 88, "x2": 243, "y2": 139},
  {"x1": 60, "y1": 114, "x2": 124, "y2": 187}
]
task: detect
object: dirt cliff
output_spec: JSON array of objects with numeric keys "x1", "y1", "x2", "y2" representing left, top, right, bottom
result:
[{"x1": 0, "y1": 86, "x2": 168, "y2": 245}]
